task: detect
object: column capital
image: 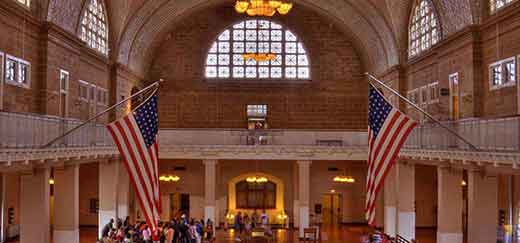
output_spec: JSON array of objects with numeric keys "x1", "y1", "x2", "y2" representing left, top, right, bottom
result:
[
  {"x1": 203, "y1": 159, "x2": 218, "y2": 166},
  {"x1": 297, "y1": 160, "x2": 312, "y2": 166}
]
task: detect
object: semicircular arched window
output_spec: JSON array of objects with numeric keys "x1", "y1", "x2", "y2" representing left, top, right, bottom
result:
[
  {"x1": 205, "y1": 19, "x2": 310, "y2": 80},
  {"x1": 79, "y1": 0, "x2": 108, "y2": 56},
  {"x1": 409, "y1": 0, "x2": 441, "y2": 57}
]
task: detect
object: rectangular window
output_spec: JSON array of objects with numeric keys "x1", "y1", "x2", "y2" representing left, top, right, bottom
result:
[
  {"x1": 490, "y1": 57, "x2": 516, "y2": 90},
  {"x1": 5, "y1": 55, "x2": 30, "y2": 88},
  {"x1": 97, "y1": 87, "x2": 108, "y2": 106},
  {"x1": 5, "y1": 58, "x2": 17, "y2": 82},
  {"x1": 78, "y1": 80, "x2": 89, "y2": 101},
  {"x1": 428, "y1": 82, "x2": 439, "y2": 104},
  {"x1": 59, "y1": 70, "x2": 69, "y2": 94},
  {"x1": 247, "y1": 104, "x2": 268, "y2": 118},
  {"x1": 420, "y1": 86, "x2": 429, "y2": 105},
  {"x1": 89, "y1": 84, "x2": 96, "y2": 102}
]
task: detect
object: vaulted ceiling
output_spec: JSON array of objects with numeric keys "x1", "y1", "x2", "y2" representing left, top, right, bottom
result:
[{"x1": 43, "y1": 0, "x2": 479, "y2": 76}]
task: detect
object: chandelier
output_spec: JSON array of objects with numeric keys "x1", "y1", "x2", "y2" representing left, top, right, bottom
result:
[
  {"x1": 159, "y1": 175, "x2": 181, "y2": 182},
  {"x1": 333, "y1": 176, "x2": 355, "y2": 183},
  {"x1": 235, "y1": 0, "x2": 293, "y2": 16},
  {"x1": 246, "y1": 176, "x2": 268, "y2": 183},
  {"x1": 242, "y1": 53, "x2": 277, "y2": 62}
]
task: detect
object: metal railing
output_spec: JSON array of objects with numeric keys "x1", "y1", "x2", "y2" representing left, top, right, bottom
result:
[
  {"x1": 404, "y1": 116, "x2": 520, "y2": 152},
  {"x1": 0, "y1": 111, "x2": 113, "y2": 149}
]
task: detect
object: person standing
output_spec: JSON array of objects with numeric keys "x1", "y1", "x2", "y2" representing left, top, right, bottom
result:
[{"x1": 234, "y1": 212, "x2": 243, "y2": 241}]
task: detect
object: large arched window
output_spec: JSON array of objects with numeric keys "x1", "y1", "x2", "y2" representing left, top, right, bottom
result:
[
  {"x1": 80, "y1": 0, "x2": 108, "y2": 56},
  {"x1": 205, "y1": 19, "x2": 310, "y2": 80},
  {"x1": 409, "y1": 0, "x2": 440, "y2": 57}
]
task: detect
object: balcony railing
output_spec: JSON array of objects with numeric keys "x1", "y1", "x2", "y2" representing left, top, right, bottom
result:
[
  {"x1": 0, "y1": 111, "x2": 113, "y2": 149},
  {"x1": 404, "y1": 116, "x2": 520, "y2": 152}
]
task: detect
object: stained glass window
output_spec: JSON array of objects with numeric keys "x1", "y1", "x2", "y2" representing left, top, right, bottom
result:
[
  {"x1": 409, "y1": 0, "x2": 441, "y2": 57},
  {"x1": 80, "y1": 0, "x2": 108, "y2": 56},
  {"x1": 490, "y1": 0, "x2": 516, "y2": 13},
  {"x1": 205, "y1": 19, "x2": 310, "y2": 80}
]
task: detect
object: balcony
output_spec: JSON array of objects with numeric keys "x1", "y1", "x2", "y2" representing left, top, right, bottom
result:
[{"x1": 404, "y1": 116, "x2": 520, "y2": 152}]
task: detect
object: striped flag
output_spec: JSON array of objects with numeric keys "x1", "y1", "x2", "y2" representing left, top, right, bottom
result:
[
  {"x1": 365, "y1": 84, "x2": 417, "y2": 226},
  {"x1": 107, "y1": 91, "x2": 161, "y2": 237}
]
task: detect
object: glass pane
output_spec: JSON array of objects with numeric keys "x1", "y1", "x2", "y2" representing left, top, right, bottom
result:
[
  {"x1": 233, "y1": 67, "x2": 244, "y2": 78},
  {"x1": 218, "y1": 54, "x2": 230, "y2": 65},
  {"x1": 271, "y1": 55, "x2": 282, "y2": 66},
  {"x1": 271, "y1": 42, "x2": 282, "y2": 53},
  {"x1": 258, "y1": 42, "x2": 270, "y2": 53},
  {"x1": 271, "y1": 67, "x2": 282, "y2": 78},
  {"x1": 206, "y1": 54, "x2": 218, "y2": 65},
  {"x1": 218, "y1": 30, "x2": 230, "y2": 41},
  {"x1": 246, "y1": 30, "x2": 257, "y2": 41},
  {"x1": 246, "y1": 42, "x2": 257, "y2": 53},
  {"x1": 233, "y1": 30, "x2": 245, "y2": 41},
  {"x1": 285, "y1": 55, "x2": 297, "y2": 66},
  {"x1": 271, "y1": 30, "x2": 282, "y2": 41},
  {"x1": 259, "y1": 20, "x2": 270, "y2": 29},
  {"x1": 259, "y1": 67, "x2": 269, "y2": 78},
  {"x1": 286, "y1": 42, "x2": 297, "y2": 53},
  {"x1": 233, "y1": 54, "x2": 244, "y2": 65},
  {"x1": 286, "y1": 30, "x2": 297, "y2": 41},
  {"x1": 298, "y1": 55, "x2": 309, "y2": 66},
  {"x1": 246, "y1": 20, "x2": 257, "y2": 29},
  {"x1": 218, "y1": 42, "x2": 230, "y2": 53},
  {"x1": 298, "y1": 67, "x2": 310, "y2": 79},
  {"x1": 218, "y1": 67, "x2": 230, "y2": 78},
  {"x1": 233, "y1": 42, "x2": 245, "y2": 53},
  {"x1": 285, "y1": 67, "x2": 297, "y2": 78},
  {"x1": 206, "y1": 66, "x2": 217, "y2": 78},
  {"x1": 246, "y1": 67, "x2": 257, "y2": 78},
  {"x1": 258, "y1": 30, "x2": 270, "y2": 41}
]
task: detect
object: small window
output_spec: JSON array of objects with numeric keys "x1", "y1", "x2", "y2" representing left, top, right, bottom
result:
[
  {"x1": 490, "y1": 0, "x2": 516, "y2": 13},
  {"x1": 15, "y1": 0, "x2": 30, "y2": 8},
  {"x1": 59, "y1": 70, "x2": 69, "y2": 94},
  {"x1": 5, "y1": 58, "x2": 17, "y2": 82},
  {"x1": 420, "y1": 87, "x2": 429, "y2": 105},
  {"x1": 428, "y1": 82, "x2": 439, "y2": 103},
  {"x1": 97, "y1": 87, "x2": 108, "y2": 106},
  {"x1": 5, "y1": 55, "x2": 30, "y2": 88},
  {"x1": 247, "y1": 104, "x2": 268, "y2": 118},
  {"x1": 78, "y1": 80, "x2": 89, "y2": 101},
  {"x1": 89, "y1": 84, "x2": 96, "y2": 102},
  {"x1": 489, "y1": 57, "x2": 516, "y2": 90}
]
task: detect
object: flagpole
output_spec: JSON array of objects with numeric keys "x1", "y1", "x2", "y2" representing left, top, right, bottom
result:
[
  {"x1": 365, "y1": 72, "x2": 479, "y2": 151},
  {"x1": 41, "y1": 79, "x2": 164, "y2": 149}
]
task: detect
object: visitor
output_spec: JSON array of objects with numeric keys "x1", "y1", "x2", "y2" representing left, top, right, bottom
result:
[
  {"x1": 251, "y1": 210, "x2": 258, "y2": 228},
  {"x1": 165, "y1": 223, "x2": 174, "y2": 243},
  {"x1": 206, "y1": 219, "x2": 215, "y2": 242},
  {"x1": 360, "y1": 231, "x2": 370, "y2": 243},
  {"x1": 260, "y1": 210, "x2": 268, "y2": 227},
  {"x1": 101, "y1": 219, "x2": 114, "y2": 238},
  {"x1": 234, "y1": 212, "x2": 243, "y2": 241},
  {"x1": 243, "y1": 214, "x2": 252, "y2": 241},
  {"x1": 143, "y1": 225, "x2": 152, "y2": 243}
]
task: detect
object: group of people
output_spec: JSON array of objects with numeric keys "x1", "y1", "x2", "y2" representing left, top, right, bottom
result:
[
  {"x1": 99, "y1": 215, "x2": 215, "y2": 243},
  {"x1": 231, "y1": 210, "x2": 271, "y2": 241}
]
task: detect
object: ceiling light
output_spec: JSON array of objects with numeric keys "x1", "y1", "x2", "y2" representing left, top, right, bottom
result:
[
  {"x1": 159, "y1": 175, "x2": 181, "y2": 182},
  {"x1": 235, "y1": 0, "x2": 293, "y2": 16},
  {"x1": 333, "y1": 176, "x2": 356, "y2": 183}
]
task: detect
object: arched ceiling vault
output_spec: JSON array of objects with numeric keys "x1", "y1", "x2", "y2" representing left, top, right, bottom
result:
[{"x1": 117, "y1": 0, "x2": 400, "y2": 77}]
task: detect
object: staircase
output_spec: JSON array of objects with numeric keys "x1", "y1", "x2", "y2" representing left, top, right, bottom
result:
[{"x1": 391, "y1": 235, "x2": 411, "y2": 243}]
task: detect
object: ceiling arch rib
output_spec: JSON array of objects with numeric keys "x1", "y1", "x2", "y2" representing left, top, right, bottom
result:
[{"x1": 117, "y1": 0, "x2": 400, "y2": 76}]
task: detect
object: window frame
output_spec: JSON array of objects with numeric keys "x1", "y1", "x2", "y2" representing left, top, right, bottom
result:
[
  {"x1": 78, "y1": 80, "x2": 90, "y2": 102},
  {"x1": 428, "y1": 82, "x2": 439, "y2": 104},
  {"x1": 419, "y1": 86, "x2": 429, "y2": 105},
  {"x1": 59, "y1": 69, "x2": 69, "y2": 94},
  {"x1": 408, "y1": 0, "x2": 442, "y2": 58},
  {"x1": 79, "y1": 0, "x2": 109, "y2": 56},
  {"x1": 96, "y1": 86, "x2": 108, "y2": 106},
  {"x1": 407, "y1": 88, "x2": 419, "y2": 108},
  {"x1": 489, "y1": 57, "x2": 517, "y2": 90},
  {"x1": 5, "y1": 54, "x2": 30, "y2": 89},
  {"x1": 204, "y1": 18, "x2": 312, "y2": 83}
]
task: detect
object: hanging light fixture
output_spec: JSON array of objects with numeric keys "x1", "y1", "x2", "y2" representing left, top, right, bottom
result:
[
  {"x1": 333, "y1": 167, "x2": 356, "y2": 184},
  {"x1": 159, "y1": 175, "x2": 181, "y2": 182},
  {"x1": 235, "y1": 0, "x2": 293, "y2": 16},
  {"x1": 242, "y1": 53, "x2": 277, "y2": 62},
  {"x1": 246, "y1": 176, "x2": 268, "y2": 183}
]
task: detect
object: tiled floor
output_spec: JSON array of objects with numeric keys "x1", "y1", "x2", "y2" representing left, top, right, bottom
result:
[{"x1": 74, "y1": 225, "x2": 436, "y2": 243}]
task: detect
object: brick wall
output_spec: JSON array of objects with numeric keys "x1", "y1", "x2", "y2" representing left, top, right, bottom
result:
[{"x1": 148, "y1": 5, "x2": 367, "y2": 129}]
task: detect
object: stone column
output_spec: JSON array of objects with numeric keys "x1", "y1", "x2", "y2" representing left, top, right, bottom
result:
[
  {"x1": 53, "y1": 165, "x2": 80, "y2": 243},
  {"x1": 396, "y1": 162, "x2": 415, "y2": 241},
  {"x1": 20, "y1": 168, "x2": 50, "y2": 243},
  {"x1": 437, "y1": 166, "x2": 463, "y2": 243},
  {"x1": 204, "y1": 160, "x2": 218, "y2": 224},
  {"x1": 384, "y1": 166, "x2": 398, "y2": 238},
  {"x1": 99, "y1": 160, "x2": 118, "y2": 238},
  {"x1": 467, "y1": 170, "x2": 497, "y2": 243},
  {"x1": 297, "y1": 160, "x2": 312, "y2": 238}
]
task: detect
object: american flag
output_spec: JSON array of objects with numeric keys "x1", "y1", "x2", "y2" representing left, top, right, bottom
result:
[
  {"x1": 365, "y1": 84, "x2": 417, "y2": 226},
  {"x1": 107, "y1": 91, "x2": 161, "y2": 235}
]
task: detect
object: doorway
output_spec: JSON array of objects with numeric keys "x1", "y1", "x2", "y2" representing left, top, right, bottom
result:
[
  {"x1": 321, "y1": 193, "x2": 342, "y2": 225},
  {"x1": 449, "y1": 73, "x2": 460, "y2": 120},
  {"x1": 168, "y1": 193, "x2": 190, "y2": 219}
]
